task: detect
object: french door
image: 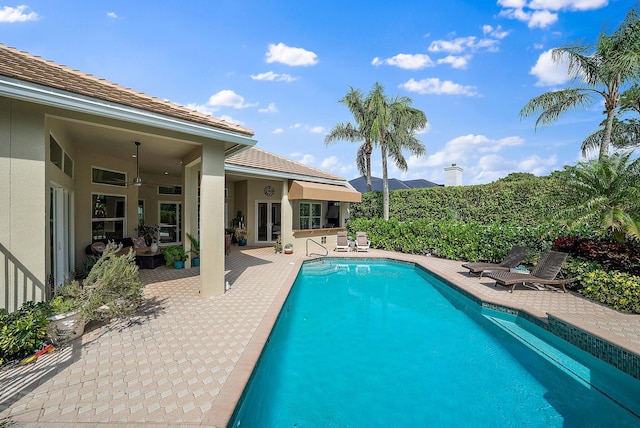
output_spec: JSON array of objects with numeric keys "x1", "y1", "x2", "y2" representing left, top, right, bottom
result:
[
  {"x1": 50, "y1": 186, "x2": 74, "y2": 289},
  {"x1": 256, "y1": 201, "x2": 281, "y2": 243}
]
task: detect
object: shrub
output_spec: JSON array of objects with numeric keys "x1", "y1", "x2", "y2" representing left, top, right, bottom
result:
[
  {"x1": 552, "y1": 235, "x2": 640, "y2": 275},
  {"x1": 80, "y1": 242, "x2": 144, "y2": 322},
  {"x1": 579, "y1": 270, "x2": 640, "y2": 314},
  {"x1": 348, "y1": 217, "x2": 559, "y2": 262},
  {"x1": 0, "y1": 301, "x2": 50, "y2": 365}
]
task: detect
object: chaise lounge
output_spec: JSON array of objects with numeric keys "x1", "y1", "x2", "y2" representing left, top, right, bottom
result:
[
  {"x1": 355, "y1": 232, "x2": 370, "y2": 252},
  {"x1": 334, "y1": 231, "x2": 352, "y2": 252},
  {"x1": 461, "y1": 246, "x2": 529, "y2": 278},
  {"x1": 486, "y1": 250, "x2": 575, "y2": 293}
]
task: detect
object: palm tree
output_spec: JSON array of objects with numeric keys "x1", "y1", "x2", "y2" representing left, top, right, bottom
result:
[
  {"x1": 520, "y1": 6, "x2": 640, "y2": 159},
  {"x1": 556, "y1": 151, "x2": 640, "y2": 242},
  {"x1": 325, "y1": 88, "x2": 376, "y2": 192},
  {"x1": 367, "y1": 83, "x2": 427, "y2": 220}
]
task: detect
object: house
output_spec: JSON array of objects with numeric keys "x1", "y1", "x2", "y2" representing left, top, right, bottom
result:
[
  {"x1": 0, "y1": 44, "x2": 360, "y2": 312},
  {"x1": 349, "y1": 175, "x2": 441, "y2": 193}
]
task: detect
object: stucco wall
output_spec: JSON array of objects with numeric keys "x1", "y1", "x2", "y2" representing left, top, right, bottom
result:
[{"x1": 0, "y1": 98, "x2": 47, "y2": 312}]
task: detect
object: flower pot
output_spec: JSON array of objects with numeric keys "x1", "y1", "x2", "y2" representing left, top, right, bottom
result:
[
  {"x1": 284, "y1": 248, "x2": 293, "y2": 254},
  {"x1": 150, "y1": 243, "x2": 159, "y2": 253},
  {"x1": 46, "y1": 310, "x2": 87, "y2": 344},
  {"x1": 239, "y1": 239, "x2": 247, "y2": 246},
  {"x1": 174, "y1": 260, "x2": 185, "y2": 269},
  {"x1": 192, "y1": 258, "x2": 200, "y2": 267}
]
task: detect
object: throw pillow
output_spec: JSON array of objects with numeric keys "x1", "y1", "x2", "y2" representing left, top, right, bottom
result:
[{"x1": 132, "y1": 236, "x2": 146, "y2": 249}]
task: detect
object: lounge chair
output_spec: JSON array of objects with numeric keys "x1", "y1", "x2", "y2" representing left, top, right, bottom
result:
[
  {"x1": 355, "y1": 232, "x2": 370, "y2": 252},
  {"x1": 461, "y1": 246, "x2": 529, "y2": 278},
  {"x1": 486, "y1": 250, "x2": 575, "y2": 293},
  {"x1": 334, "y1": 231, "x2": 351, "y2": 252}
]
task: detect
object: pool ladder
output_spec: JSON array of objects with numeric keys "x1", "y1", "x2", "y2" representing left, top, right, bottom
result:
[{"x1": 305, "y1": 238, "x2": 328, "y2": 258}]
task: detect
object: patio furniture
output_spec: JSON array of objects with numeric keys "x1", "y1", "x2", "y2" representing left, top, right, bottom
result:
[
  {"x1": 225, "y1": 233, "x2": 232, "y2": 255},
  {"x1": 334, "y1": 231, "x2": 351, "y2": 252},
  {"x1": 461, "y1": 246, "x2": 529, "y2": 278},
  {"x1": 355, "y1": 232, "x2": 370, "y2": 252},
  {"x1": 486, "y1": 250, "x2": 575, "y2": 293}
]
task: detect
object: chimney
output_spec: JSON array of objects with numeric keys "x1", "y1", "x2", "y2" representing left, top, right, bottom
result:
[{"x1": 444, "y1": 163, "x2": 463, "y2": 186}]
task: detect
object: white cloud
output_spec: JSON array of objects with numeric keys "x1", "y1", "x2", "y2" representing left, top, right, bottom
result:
[
  {"x1": 399, "y1": 78, "x2": 478, "y2": 96},
  {"x1": 291, "y1": 153, "x2": 316, "y2": 165},
  {"x1": 529, "y1": 48, "x2": 570, "y2": 86},
  {"x1": 428, "y1": 36, "x2": 499, "y2": 54},
  {"x1": 498, "y1": 0, "x2": 606, "y2": 29},
  {"x1": 436, "y1": 55, "x2": 471, "y2": 69},
  {"x1": 528, "y1": 0, "x2": 608, "y2": 11},
  {"x1": 266, "y1": 42, "x2": 318, "y2": 66},
  {"x1": 272, "y1": 128, "x2": 284, "y2": 134},
  {"x1": 250, "y1": 71, "x2": 298, "y2": 82},
  {"x1": 321, "y1": 156, "x2": 355, "y2": 175},
  {"x1": 207, "y1": 89, "x2": 258, "y2": 110},
  {"x1": 289, "y1": 123, "x2": 325, "y2": 134},
  {"x1": 107, "y1": 11, "x2": 118, "y2": 18},
  {"x1": 482, "y1": 24, "x2": 510, "y2": 39},
  {"x1": 371, "y1": 53, "x2": 434, "y2": 70},
  {"x1": 0, "y1": 5, "x2": 38, "y2": 22},
  {"x1": 408, "y1": 134, "x2": 525, "y2": 169},
  {"x1": 258, "y1": 103, "x2": 278, "y2": 113}
]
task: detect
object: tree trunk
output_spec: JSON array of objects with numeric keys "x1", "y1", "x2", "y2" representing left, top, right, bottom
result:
[
  {"x1": 365, "y1": 139, "x2": 372, "y2": 192},
  {"x1": 600, "y1": 105, "x2": 615, "y2": 159},
  {"x1": 381, "y1": 142, "x2": 389, "y2": 221}
]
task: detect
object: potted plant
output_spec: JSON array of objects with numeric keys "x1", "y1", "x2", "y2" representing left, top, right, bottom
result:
[
  {"x1": 137, "y1": 224, "x2": 160, "y2": 252},
  {"x1": 45, "y1": 282, "x2": 86, "y2": 345},
  {"x1": 274, "y1": 237, "x2": 283, "y2": 254},
  {"x1": 235, "y1": 229, "x2": 249, "y2": 246},
  {"x1": 284, "y1": 243, "x2": 293, "y2": 254},
  {"x1": 46, "y1": 242, "x2": 144, "y2": 343},
  {"x1": 187, "y1": 233, "x2": 200, "y2": 267},
  {"x1": 163, "y1": 245, "x2": 189, "y2": 269}
]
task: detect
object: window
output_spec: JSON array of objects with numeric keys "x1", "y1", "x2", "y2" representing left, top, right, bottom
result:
[
  {"x1": 158, "y1": 185, "x2": 182, "y2": 195},
  {"x1": 299, "y1": 202, "x2": 322, "y2": 229},
  {"x1": 92, "y1": 167, "x2": 126, "y2": 187},
  {"x1": 137, "y1": 200, "x2": 144, "y2": 228},
  {"x1": 92, "y1": 194, "x2": 126, "y2": 241},
  {"x1": 159, "y1": 202, "x2": 182, "y2": 244},
  {"x1": 50, "y1": 135, "x2": 73, "y2": 178}
]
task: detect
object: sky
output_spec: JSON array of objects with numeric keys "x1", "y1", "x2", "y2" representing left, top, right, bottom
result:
[{"x1": 0, "y1": 0, "x2": 634, "y2": 185}]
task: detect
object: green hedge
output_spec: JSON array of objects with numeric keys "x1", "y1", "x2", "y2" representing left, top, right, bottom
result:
[
  {"x1": 348, "y1": 217, "x2": 560, "y2": 263},
  {"x1": 579, "y1": 270, "x2": 640, "y2": 314},
  {"x1": 350, "y1": 175, "x2": 563, "y2": 226}
]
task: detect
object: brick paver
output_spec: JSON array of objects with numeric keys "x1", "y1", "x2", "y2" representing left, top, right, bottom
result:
[{"x1": 1, "y1": 247, "x2": 639, "y2": 426}]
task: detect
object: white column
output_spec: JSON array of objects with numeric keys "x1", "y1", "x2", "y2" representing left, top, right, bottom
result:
[
  {"x1": 280, "y1": 180, "x2": 293, "y2": 244},
  {"x1": 183, "y1": 160, "x2": 200, "y2": 268},
  {"x1": 199, "y1": 143, "x2": 225, "y2": 297}
]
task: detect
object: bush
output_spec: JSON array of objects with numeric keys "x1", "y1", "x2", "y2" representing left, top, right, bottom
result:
[
  {"x1": 552, "y1": 235, "x2": 640, "y2": 275},
  {"x1": 80, "y1": 243, "x2": 144, "y2": 322},
  {"x1": 348, "y1": 217, "x2": 559, "y2": 262},
  {"x1": 0, "y1": 301, "x2": 50, "y2": 365},
  {"x1": 579, "y1": 270, "x2": 640, "y2": 314}
]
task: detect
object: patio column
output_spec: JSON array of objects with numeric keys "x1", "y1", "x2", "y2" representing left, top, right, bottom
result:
[
  {"x1": 199, "y1": 143, "x2": 225, "y2": 297},
  {"x1": 280, "y1": 180, "x2": 293, "y2": 243}
]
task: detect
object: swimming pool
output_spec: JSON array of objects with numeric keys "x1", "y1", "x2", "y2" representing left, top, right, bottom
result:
[{"x1": 231, "y1": 259, "x2": 640, "y2": 427}]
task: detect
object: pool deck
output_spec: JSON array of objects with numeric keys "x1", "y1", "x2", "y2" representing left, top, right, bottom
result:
[{"x1": 1, "y1": 246, "x2": 640, "y2": 426}]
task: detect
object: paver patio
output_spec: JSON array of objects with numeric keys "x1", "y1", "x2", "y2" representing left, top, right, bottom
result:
[{"x1": 1, "y1": 246, "x2": 639, "y2": 427}]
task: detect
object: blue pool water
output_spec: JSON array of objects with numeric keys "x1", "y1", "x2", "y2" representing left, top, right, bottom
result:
[{"x1": 231, "y1": 259, "x2": 640, "y2": 427}]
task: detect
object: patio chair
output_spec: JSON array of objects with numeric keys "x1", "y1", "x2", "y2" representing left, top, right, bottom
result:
[
  {"x1": 355, "y1": 232, "x2": 370, "y2": 252},
  {"x1": 486, "y1": 250, "x2": 575, "y2": 293},
  {"x1": 335, "y1": 231, "x2": 351, "y2": 252},
  {"x1": 461, "y1": 246, "x2": 529, "y2": 278}
]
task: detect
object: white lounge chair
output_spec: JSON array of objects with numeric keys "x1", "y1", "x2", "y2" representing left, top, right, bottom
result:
[
  {"x1": 335, "y1": 231, "x2": 351, "y2": 252},
  {"x1": 355, "y1": 232, "x2": 370, "y2": 252}
]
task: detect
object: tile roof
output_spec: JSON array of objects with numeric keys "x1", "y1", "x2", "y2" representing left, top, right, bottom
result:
[
  {"x1": 226, "y1": 147, "x2": 346, "y2": 181},
  {"x1": 0, "y1": 44, "x2": 254, "y2": 136},
  {"x1": 349, "y1": 175, "x2": 441, "y2": 192}
]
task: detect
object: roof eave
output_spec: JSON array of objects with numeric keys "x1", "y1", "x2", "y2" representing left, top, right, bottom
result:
[
  {"x1": 224, "y1": 163, "x2": 353, "y2": 187},
  {"x1": 0, "y1": 76, "x2": 257, "y2": 147}
]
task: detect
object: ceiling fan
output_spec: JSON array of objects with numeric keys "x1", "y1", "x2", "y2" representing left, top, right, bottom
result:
[{"x1": 131, "y1": 141, "x2": 142, "y2": 187}]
